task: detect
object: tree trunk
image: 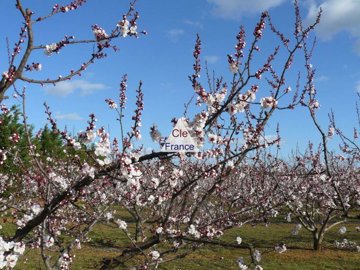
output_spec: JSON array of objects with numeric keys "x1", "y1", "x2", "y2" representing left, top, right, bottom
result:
[{"x1": 312, "y1": 231, "x2": 324, "y2": 251}]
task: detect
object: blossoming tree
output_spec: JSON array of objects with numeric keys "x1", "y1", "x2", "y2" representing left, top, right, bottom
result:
[{"x1": 2, "y1": 1, "x2": 354, "y2": 269}]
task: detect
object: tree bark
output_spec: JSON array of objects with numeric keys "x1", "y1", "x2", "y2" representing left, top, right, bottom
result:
[{"x1": 312, "y1": 231, "x2": 324, "y2": 251}]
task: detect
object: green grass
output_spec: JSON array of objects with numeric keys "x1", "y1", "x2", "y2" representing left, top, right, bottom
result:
[{"x1": 2, "y1": 217, "x2": 359, "y2": 269}]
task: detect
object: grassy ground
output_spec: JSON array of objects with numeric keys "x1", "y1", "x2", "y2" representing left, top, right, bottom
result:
[{"x1": 1, "y1": 218, "x2": 359, "y2": 269}]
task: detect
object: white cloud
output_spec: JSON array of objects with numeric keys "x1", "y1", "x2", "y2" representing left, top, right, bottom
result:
[
  {"x1": 55, "y1": 112, "x2": 83, "y2": 121},
  {"x1": 167, "y1": 29, "x2": 185, "y2": 42},
  {"x1": 207, "y1": 0, "x2": 286, "y2": 19},
  {"x1": 204, "y1": 55, "x2": 220, "y2": 64},
  {"x1": 45, "y1": 79, "x2": 107, "y2": 97},
  {"x1": 306, "y1": 0, "x2": 360, "y2": 54}
]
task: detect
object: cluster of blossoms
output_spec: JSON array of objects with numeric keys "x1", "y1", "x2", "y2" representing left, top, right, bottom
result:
[
  {"x1": 130, "y1": 84, "x2": 144, "y2": 140},
  {"x1": 260, "y1": 96, "x2": 278, "y2": 109},
  {"x1": 115, "y1": 219, "x2": 127, "y2": 230},
  {"x1": 190, "y1": 112, "x2": 208, "y2": 148},
  {"x1": 119, "y1": 75, "x2": 128, "y2": 109},
  {"x1": 190, "y1": 35, "x2": 201, "y2": 89},
  {"x1": 206, "y1": 87, "x2": 226, "y2": 113},
  {"x1": 66, "y1": 136, "x2": 81, "y2": 151},
  {"x1": 9, "y1": 133, "x2": 20, "y2": 144},
  {"x1": 253, "y1": 12, "x2": 267, "y2": 39},
  {"x1": 227, "y1": 101, "x2": 245, "y2": 115},
  {"x1": 50, "y1": 0, "x2": 87, "y2": 15},
  {"x1": 235, "y1": 26, "x2": 246, "y2": 59},
  {"x1": 58, "y1": 252, "x2": 73, "y2": 270},
  {"x1": 10, "y1": 23, "x2": 27, "y2": 58},
  {"x1": 51, "y1": 172, "x2": 69, "y2": 190},
  {"x1": 194, "y1": 85, "x2": 208, "y2": 104},
  {"x1": 187, "y1": 224, "x2": 201, "y2": 239},
  {"x1": 16, "y1": 204, "x2": 42, "y2": 228},
  {"x1": 92, "y1": 24, "x2": 109, "y2": 41},
  {"x1": 94, "y1": 128, "x2": 112, "y2": 165},
  {"x1": 117, "y1": 15, "x2": 138, "y2": 37},
  {"x1": 78, "y1": 113, "x2": 97, "y2": 144},
  {"x1": 78, "y1": 129, "x2": 95, "y2": 144},
  {"x1": 227, "y1": 26, "x2": 247, "y2": 73},
  {"x1": 0, "y1": 238, "x2": 25, "y2": 269},
  {"x1": 208, "y1": 133, "x2": 222, "y2": 144},
  {"x1": 309, "y1": 99, "x2": 320, "y2": 110},
  {"x1": 227, "y1": 88, "x2": 258, "y2": 116},
  {"x1": 334, "y1": 239, "x2": 360, "y2": 252},
  {"x1": 44, "y1": 43, "x2": 58, "y2": 55},
  {"x1": 44, "y1": 35, "x2": 75, "y2": 56},
  {"x1": 2, "y1": 66, "x2": 16, "y2": 83},
  {"x1": 228, "y1": 54, "x2": 239, "y2": 74},
  {"x1": 105, "y1": 98, "x2": 117, "y2": 109}
]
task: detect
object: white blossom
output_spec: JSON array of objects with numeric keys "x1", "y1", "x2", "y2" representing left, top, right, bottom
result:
[
  {"x1": 229, "y1": 62, "x2": 239, "y2": 74},
  {"x1": 116, "y1": 219, "x2": 127, "y2": 230},
  {"x1": 6, "y1": 254, "x2": 18, "y2": 268},
  {"x1": 118, "y1": 19, "x2": 130, "y2": 37},
  {"x1": 105, "y1": 212, "x2": 113, "y2": 221},
  {"x1": 253, "y1": 249, "x2": 261, "y2": 263},
  {"x1": 129, "y1": 25, "x2": 137, "y2": 34},
  {"x1": 310, "y1": 99, "x2": 320, "y2": 109},
  {"x1": 237, "y1": 257, "x2": 248, "y2": 270},
  {"x1": 13, "y1": 243, "x2": 25, "y2": 255},
  {"x1": 149, "y1": 250, "x2": 160, "y2": 260},
  {"x1": 275, "y1": 243, "x2": 287, "y2": 253},
  {"x1": 31, "y1": 204, "x2": 42, "y2": 215},
  {"x1": 44, "y1": 43, "x2": 57, "y2": 55},
  {"x1": 236, "y1": 236, "x2": 242, "y2": 245},
  {"x1": 188, "y1": 224, "x2": 200, "y2": 238},
  {"x1": 339, "y1": 226, "x2": 347, "y2": 235},
  {"x1": 34, "y1": 63, "x2": 42, "y2": 71}
]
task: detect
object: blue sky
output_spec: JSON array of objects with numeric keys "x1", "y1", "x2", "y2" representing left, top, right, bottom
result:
[{"x1": 1, "y1": 0, "x2": 360, "y2": 155}]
